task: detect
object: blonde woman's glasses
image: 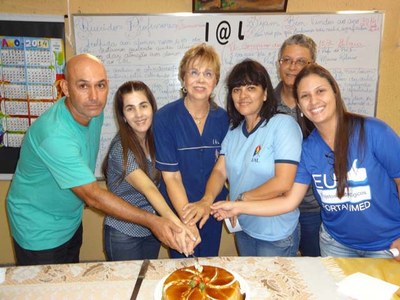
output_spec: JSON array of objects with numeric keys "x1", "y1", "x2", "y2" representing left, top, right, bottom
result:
[{"x1": 188, "y1": 69, "x2": 215, "y2": 80}]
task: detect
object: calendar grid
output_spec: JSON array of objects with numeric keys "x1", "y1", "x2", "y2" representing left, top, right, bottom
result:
[{"x1": 0, "y1": 36, "x2": 65, "y2": 147}]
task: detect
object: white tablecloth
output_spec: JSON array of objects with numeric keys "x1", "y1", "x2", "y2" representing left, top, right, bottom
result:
[{"x1": 0, "y1": 256, "x2": 386, "y2": 300}]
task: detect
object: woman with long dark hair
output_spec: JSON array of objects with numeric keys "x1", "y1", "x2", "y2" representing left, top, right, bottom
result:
[
  {"x1": 211, "y1": 64, "x2": 400, "y2": 260},
  {"x1": 103, "y1": 81, "x2": 196, "y2": 261}
]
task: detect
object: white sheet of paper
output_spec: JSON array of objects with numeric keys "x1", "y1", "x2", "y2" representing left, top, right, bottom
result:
[
  {"x1": 224, "y1": 218, "x2": 242, "y2": 233},
  {"x1": 337, "y1": 272, "x2": 399, "y2": 300},
  {"x1": 0, "y1": 268, "x2": 5, "y2": 284}
]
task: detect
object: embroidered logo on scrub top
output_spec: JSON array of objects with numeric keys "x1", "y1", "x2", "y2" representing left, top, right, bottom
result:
[{"x1": 251, "y1": 145, "x2": 261, "y2": 162}]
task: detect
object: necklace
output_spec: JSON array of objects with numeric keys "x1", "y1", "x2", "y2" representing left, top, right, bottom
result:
[
  {"x1": 184, "y1": 98, "x2": 210, "y2": 125},
  {"x1": 192, "y1": 113, "x2": 208, "y2": 125}
]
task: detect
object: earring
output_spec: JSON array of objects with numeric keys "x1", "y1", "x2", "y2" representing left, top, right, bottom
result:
[
  {"x1": 300, "y1": 112, "x2": 304, "y2": 117},
  {"x1": 181, "y1": 87, "x2": 187, "y2": 94}
]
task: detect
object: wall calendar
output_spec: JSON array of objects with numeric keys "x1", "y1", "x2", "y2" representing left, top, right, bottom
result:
[{"x1": 0, "y1": 36, "x2": 65, "y2": 147}]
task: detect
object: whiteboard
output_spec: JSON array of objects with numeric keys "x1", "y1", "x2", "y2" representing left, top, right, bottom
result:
[{"x1": 72, "y1": 12, "x2": 383, "y2": 178}]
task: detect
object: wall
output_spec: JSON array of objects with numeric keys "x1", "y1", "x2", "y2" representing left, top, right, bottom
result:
[{"x1": 0, "y1": 0, "x2": 399, "y2": 265}]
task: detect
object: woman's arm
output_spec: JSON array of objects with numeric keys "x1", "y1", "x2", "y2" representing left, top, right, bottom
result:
[
  {"x1": 202, "y1": 156, "x2": 228, "y2": 203},
  {"x1": 239, "y1": 162, "x2": 298, "y2": 201},
  {"x1": 126, "y1": 169, "x2": 199, "y2": 255},
  {"x1": 71, "y1": 181, "x2": 183, "y2": 252},
  {"x1": 161, "y1": 170, "x2": 201, "y2": 247},
  {"x1": 161, "y1": 170, "x2": 190, "y2": 219},
  {"x1": 182, "y1": 156, "x2": 228, "y2": 227},
  {"x1": 210, "y1": 182, "x2": 309, "y2": 219},
  {"x1": 126, "y1": 169, "x2": 183, "y2": 223}
]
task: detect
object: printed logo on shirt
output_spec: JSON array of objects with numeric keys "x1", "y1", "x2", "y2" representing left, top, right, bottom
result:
[
  {"x1": 313, "y1": 159, "x2": 371, "y2": 212},
  {"x1": 251, "y1": 145, "x2": 262, "y2": 162}
]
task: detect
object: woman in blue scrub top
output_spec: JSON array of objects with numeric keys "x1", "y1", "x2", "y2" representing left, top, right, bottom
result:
[
  {"x1": 196, "y1": 59, "x2": 303, "y2": 257},
  {"x1": 153, "y1": 43, "x2": 229, "y2": 258}
]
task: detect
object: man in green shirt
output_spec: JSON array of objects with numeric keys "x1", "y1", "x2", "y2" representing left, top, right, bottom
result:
[{"x1": 7, "y1": 54, "x2": 195, "y2": 265}]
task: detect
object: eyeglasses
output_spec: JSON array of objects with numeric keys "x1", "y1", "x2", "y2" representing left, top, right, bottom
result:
[
  {"x1": 187, "y1": 69, "x2": 215, "y2": 80},
  {"x1": 279, "y1": 57, "x2": 311, "y2": 68}
]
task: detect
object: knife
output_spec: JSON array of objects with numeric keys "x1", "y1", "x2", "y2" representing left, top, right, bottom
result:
[
  {"x1": 192, "y1": 254, "x2": 203, "y2": 272},
  {"x1": 130, "y1": 259, "x2": 150, "y2": 300}
]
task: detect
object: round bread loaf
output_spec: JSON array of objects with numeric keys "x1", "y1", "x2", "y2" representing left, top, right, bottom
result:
[{"x1": 162, "y1": 265, "x2": 244, "y2": 299}]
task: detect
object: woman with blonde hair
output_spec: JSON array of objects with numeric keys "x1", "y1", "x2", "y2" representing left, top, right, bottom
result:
[{"x1": 153, "y1": 43, "x2": 229, "y2": 258}]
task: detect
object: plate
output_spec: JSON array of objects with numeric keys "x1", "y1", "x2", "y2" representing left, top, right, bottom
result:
[{"x1": 153, "y1": 268, "x2": 250, "y2": 299}]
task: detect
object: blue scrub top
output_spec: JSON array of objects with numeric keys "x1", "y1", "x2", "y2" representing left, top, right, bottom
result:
[{"x1": 153, "y1": 98, "x2": 229, "y2": 206}]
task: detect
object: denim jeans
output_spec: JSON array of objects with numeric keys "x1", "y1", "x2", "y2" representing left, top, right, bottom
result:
[
  {"x1": 13, "y1": 223, "x2": 82, "y2": 266},
  {"x1": 104, "y1": 225, "x2": 160, "y2": 261},
  {"x1": 320, "y1": 224, "x2": 393, "y2": 258},
  {"x1": 235, "y1": 223, "x2": 300, "y2": 257},
  {"x1": 299, "y1": 211, "x2": 321, "y2": 257}
]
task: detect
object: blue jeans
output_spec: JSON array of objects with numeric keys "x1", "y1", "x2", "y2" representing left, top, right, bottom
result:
[
  {"x1": 104, "y1": 225, "x2": 160, "y2": 261},
  {"x1": 235, "y1": 223, "x2": 300, "y2": 257},
  {"x1": 319, "y1": 224, "x2": 393, "y2": 258},
  {"x1": 299, "y1": 211, "x2": 321, "y2": 257}
]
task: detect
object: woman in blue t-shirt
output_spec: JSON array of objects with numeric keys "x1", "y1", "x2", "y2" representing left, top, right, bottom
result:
[
  {"x1": 103, "y1": 81, "x2": 197, "y2": 261},
  {"x1": 194, "y1": 59, "x2": 303, "y2": 257},
  {"x1": 211, "y1": 64, "x2": 400, "y2": 261}
]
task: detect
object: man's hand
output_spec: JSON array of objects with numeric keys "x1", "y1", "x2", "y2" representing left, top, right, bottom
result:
[
  {"x1": 390, "y1": 238, "x2": 400, "y2": 262},
  {"x1": 182, "y1": 200, "x2": 211, "y2": 228},
  {"x1": 149, "y1": 216, "x2": 184, "y2": 253}
]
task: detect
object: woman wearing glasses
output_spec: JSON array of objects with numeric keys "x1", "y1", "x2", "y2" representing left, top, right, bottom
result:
[
  {"x1": 275, "y1": 34, "x2": 322, "y2": 257},
  {"x1": 153, "y1": 43, "x2": 229, "y2": 258},
  {"x1": 211, "y1": 63, "x2": 400, "y2": 261}
]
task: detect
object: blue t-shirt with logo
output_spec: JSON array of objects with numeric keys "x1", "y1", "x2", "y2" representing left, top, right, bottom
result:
[
  {"x1": 221, "y1": 114, "x2": 302, "y2": 241},
  {"x1": 295, "y1": 117, "x2": 400, "y2": 250}
]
